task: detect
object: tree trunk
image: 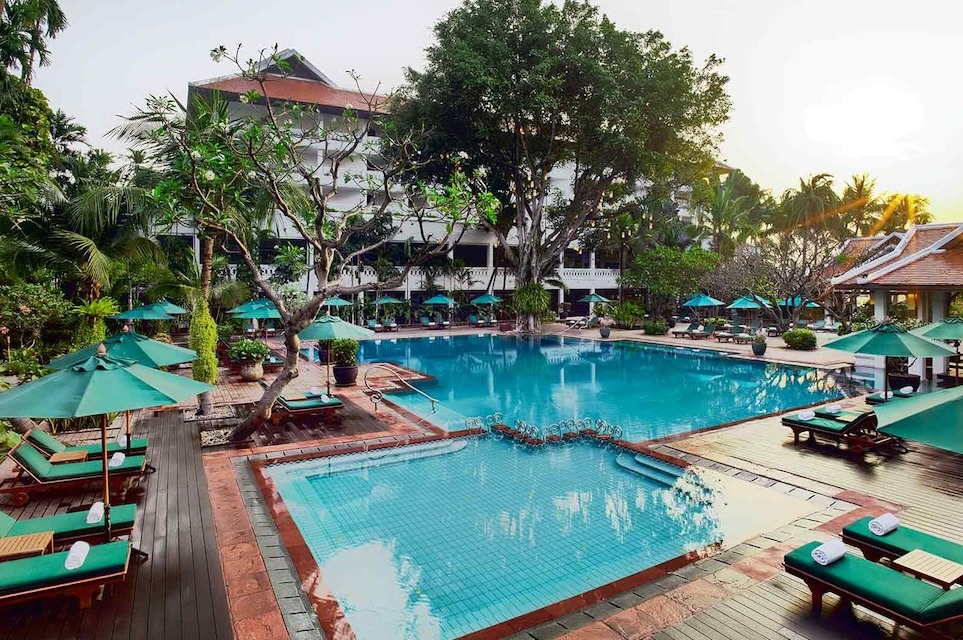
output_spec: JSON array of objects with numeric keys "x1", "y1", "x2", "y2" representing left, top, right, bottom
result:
[
  {"x1": 228, "y1": 329, "x2": 301, "y2": 442},
  {"x1": 8, "y1": 418, "x2": 37, "y2": 435}
]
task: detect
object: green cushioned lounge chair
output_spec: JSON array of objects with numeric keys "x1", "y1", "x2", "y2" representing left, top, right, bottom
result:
[
  {"x1": 842, "y1": 516, "x2": 963, "y2": 568},
  {"x1": 866, "y1": 389, "x2": 917, "y2": 405},
  {"x1": 0, "y1": 540, "x2": 131, "y2": 609},
  {"x1": 671, "y1": 321, "x2": 699, "y2": 337},
  {"x1": 687, "y1": 323, "x2": 716, "y2": 340},
  {"x1": 780, "y1": 410, "x2": 894, "y2": 452},
  {"x1": 1, "y1": 442, "x2": 147, "y2": 506},
  {"x1": 26, "y1": 428, "x2": 148, "y2": 458},
  {"x1": 0, "y1": 504, "x2": 137, "y2": 545},
  {"x1": 785, "y1": 541, "x2": 963, "y2": 635},
  {"x1": 419, "y1": 316, "x2": 437, "y2": 330},
  {"x1": 385, "y1": 317, "x2": 399, "y2": 331},
  {"x1": 716, "y1": 325, "x2": 745, "y2": 343},
  {"x1": 366, "y1": 319, "x2": 384, "y2": 332}
]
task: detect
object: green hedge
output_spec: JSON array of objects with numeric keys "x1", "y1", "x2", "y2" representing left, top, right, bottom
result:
[
  {"x1": 782, "y1": 328, "x2": 817, "y2": 350},
  {"x1": 642, "y1": 319, "x2": 669, "y2": 335}
]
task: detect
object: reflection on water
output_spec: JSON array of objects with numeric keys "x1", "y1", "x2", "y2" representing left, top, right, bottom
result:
[{"x1": 356, "y1": 335, "x2": 844, "y2": 440}]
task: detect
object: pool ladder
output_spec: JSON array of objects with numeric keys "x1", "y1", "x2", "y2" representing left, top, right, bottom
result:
[{"x1": 363, "y1": 364, "x2": 440, "y2": 413}]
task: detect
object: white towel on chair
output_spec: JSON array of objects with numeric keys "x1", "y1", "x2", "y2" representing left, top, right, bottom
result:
[
  {"x1": 116, "y1": 431, "x2": 129, "y2": 446},
  {"x1": 899, "y1": 386, "x2": 914, "y2": 395},
  {"x1": 86, "y1": 501, "x2": 104, "y2": 524},
  {"x1": 108, "y1": 451, "x2": 125, "y2": 468},
  {"x1": 869, "y1": 513, "x2": 900, "y2": 536},
  {"x1": 64, "y1": 541, "x2": 90, "y2": 571},
  {"x1": 320, "y1": 394, "x2": 331, "y2": 403},
  {"x1": 824, "y1": 404, "x2": 842, "y2": 414},
  {"x1": 811, "y1": 539, "x2": 847, "y2": 566},
  {"x1": 308, "y1": 386, "x2": 322, "y2": 396},
  {"x1": 883, "y1": 391, "x2": 894, "y2": 399},
  {"x1": 797, "y1": 410, "x2": 816, "y2": 421}
]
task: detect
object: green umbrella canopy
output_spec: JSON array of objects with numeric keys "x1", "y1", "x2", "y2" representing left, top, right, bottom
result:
[
  {"x1": 48, "y1": 329, "x2": 198, "y2": 370},
  {"x1": 232, "y1": 305, "x2": 282, "y2": 320},
  {"x1": 323, "y1": 296, "x2": 353, "y2": 307},
  {"x1": 149, "y1": 299, "x2": 188, "y2": 315},
  {"x1": 423, "y1": 294, "x2": 457, "y2": 305},
  {"x1": 726, "y1": 295, "x2": 771, "y2": 310},
  {"x1": 298, "y1": 315, "x2": 375, "y2": 341},
  {"x1": 0, "y1": 351, "x2": 214, "y2": 419},
  {"x1": 914, "y1": 316, "x2": 963, "y2": 341},
  {"x1": 372, "y1": 296, "x2": 404, "y2": 305},
  {"x1": 112, "y1": 305, "x2": 175, "y2": 321},
  {"x1": 824, "y1": 321, "x2": 956, "y2": 357},
  {"x1": 777, "y1": 296, "x2": 820, "y2": 308},
  {"x1": 471, "y1": 293, "x2": 503, "y2": 305},
  {"x1": 228, "y1": 299, "x2": 276, "y2": 314},
  {"x1": 577, "y1": 293, "x2": 610, "y2": 304},
  {"x1": 682, "y1": 294, "x2": 724, "y2": 307},
  {"x1": 876, "y1": 386, "x2": 963, "y2": 454}
]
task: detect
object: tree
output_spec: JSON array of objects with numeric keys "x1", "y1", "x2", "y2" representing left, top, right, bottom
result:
[
  {"x1": 394, "y1": 0, "x2": 730, "y2": 332},
  {"x1": 874, "y1": 193, "x2": 933, "y2": 234},
  {"x1": 126, "y1": 46, "x2": 496, "y2": 440},
  {"x1": 269, "y1": 243, "x2": 307, "y2": 286},
  {"x1": 0, "y1": 0, "x2": 67, "y2": 86},
  {"x1": 773, "y1": 173, "x2": 842, "y2": 234},
  {"x1": 839, "y1": 173, "x2": 883, "y2": 236},
  {"x1": 620, "y1": 246, "x2": 719, "y2": 318}
]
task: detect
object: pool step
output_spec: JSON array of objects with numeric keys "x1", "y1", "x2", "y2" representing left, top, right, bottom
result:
[
  {"x1": 308, "y1": 439, "x2": 469, "y2": 478},
  {"x1": 615, "y1": 453, "x2": 680, "y2": 488},
  {"x1": 634, "y1": 454, "x2": 686, "y2": 479}
]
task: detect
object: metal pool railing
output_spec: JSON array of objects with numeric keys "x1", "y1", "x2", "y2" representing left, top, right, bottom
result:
[{"x1": 363, "y1": 363, "x2": 440, "y2": 413}]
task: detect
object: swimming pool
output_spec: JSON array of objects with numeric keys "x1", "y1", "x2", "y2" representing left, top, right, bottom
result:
[
  {"x1": 266, "y1": 437, "x2": 818, "y2": 639},
  {"x1": 347, "y1": 335, "x2": 843, "y2": 440}
]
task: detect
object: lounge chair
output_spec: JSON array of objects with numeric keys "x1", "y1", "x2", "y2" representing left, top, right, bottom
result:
[
  {"x1": 434, "y1": 314, "x2": 451, "y2": 330},
  {"x1": 366, "y1": 319, "x2": 384, "y2": 332},
  {"x1": 0, "y1": 504, "x2": 137, "y2": 546},
  {"x1": 780, "y1": 409, "x2": 895, "y2": 452},
  {"x1": 671, "y1": 322, "x2": 699, "y2": 338},
  {"x1": 263, "y1": 353, "x2": 285, "y2": 372},
  {"x1": 795, "y1": 319, "x2": 810, "y2": 329},
  {"x1": 811, "y1": 320, "x2": 827, "y2": 331},
  {"x1": 0, "y1": 442, "x2": 148, "y2": 506},
  {"x1": 842, "y1": 516, "x2": 963, "y2": 566},
  {"x1": 385, "y1": 317, "x2": 399, "y2": 331},
  {"x1": 866, "y1": 389, "x2": 918, "y2": 405},
  {"x1": 482, "y1": 314, "x2": 497, "y2": 327},
  {"x1": 716, "y1": 325, "x2": 745, "y2": 343},
  {"x1": 784, "y1": 541, "x2": 963, "y2": 637},
  {"x1": 26, "y1": 429, "x2": 148, "y2": 459},
  {"x1": 468, "y1": 314, "x2": 482, "y2": 326},
  {"x1": 0, "y1": 540, "x2": 132, "y2": 609},
  {"x1": 258, "y1": 381, "x2": 344, "y2": 424},
  {"x1": 419, "y1": 316, "x2": 437, "y2": 330},
  {"x1": 687, "y1": 323, "x2": 716, "y2": 340}
]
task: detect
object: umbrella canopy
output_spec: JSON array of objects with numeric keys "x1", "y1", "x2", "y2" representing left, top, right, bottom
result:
[
  {"x1": 372, "y1": 296, "x2": 404, "y2": 305},
  {"x1": 876, "y1": 386, "x2": 963, "y2": 455},
  {"x1": 914, "y1": 316, "x2": 963, "y2": 341},
  {"x1": 298, "y1": 315, "x2": 375, "y2": 342},
  {"x1": 48, "y1": 328, "x2": 197, "y2": 370},
  {"x1": 726, "y1": 295, "x2": 771, "y2": 310},
  {"x1": 577, "y1": 293, "x2": 610, "y2": 304},
  {"x1": 227, "y1": 299, "x2": 275, "y2": 315},
  {"x1": 777, "y1": 296, "x2": 820, "y2": 308},
  {"x1": 471, "y1": 293, "x2": 503, "y2": 305},
  {"x1": 824, "y1": 321, "x2": 956, "y2": 358},
  {"x1": 231, "y1": 300, "x2": 281, "y2": 320},
  {"x1": 682, "y1": 294, "x2": 724, "y2": 308},
  {"x1": 323, "y1": 296, "x2": 353, "y2": 307},
  {"x1": 423, "y1": 294, "x2": 457, "y2": 305},
  {"x1": 149, "y1": 299, "x2": 188, "y2": 315},
  {"x1": 112, "y1": 305, "x2": 175, "y2": 321}
]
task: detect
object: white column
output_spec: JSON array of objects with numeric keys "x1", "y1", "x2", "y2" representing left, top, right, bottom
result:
[
  {"x1": 486, "y1": 244, "x2": 495, "y2": 290},
  {"x1": 861, "y1": 291, "x2": 889, "y2": 378},
  {"x1": 589, "y1": 251, "x2": 596, "y2": 271},
  {"x1": 932, "y1": 291, "x2": 949, "y2": 376},
  {"x1": 873, "y1": 291, "x2": 887, "y2": 321},
  {"x1": 910, "y1": 291, "x2": 927, "y2": 377}
]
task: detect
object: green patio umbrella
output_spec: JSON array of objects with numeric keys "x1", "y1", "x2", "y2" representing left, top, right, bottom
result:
[
  {"x1": 112, "y1": 305, "x2": 175, "y2": 321},
  {"x1": 299, "y1": 315, "x2": 375, "y2": 394},
  {"x1": 231, "y1": 305, "x2": 281, "y2": 320},
  {"x1": 914, "y1": 316, "x2": 963, "y2": 384},
  {"x1": 322, "y1": 296, "x2": 353, "y2": 307},
  {"x1": 682, "y1": 293, "x2": 724, "y2": 308},
  {"x1": 471, "y1": 293, "x2": 503, "y2": 305},
  {"x1": 876, "y1": 385, "x2": 963, "y2": 454},
  {"x1": 0, "y1": 347, "x2": 213, "y2": 542},
  {"x1": 227, "y1": 299, "x2": 275, "y2": 315},
  {"x1": 149, "y1": 299, "x2": 188, "y2": 315},
  {"x1": 48, "y1": 327, "x2": 197, "y2": 370},
  {"x1": 825, "y1": 321, "x2": 956, "y2": 401},
  {"x1": 423, "y1": 294, "x2": 457, "y2": 306},
  {"x1": 372, "y1": 296, "x2": 404, "y2": 305},
  {"x1": 777, "y1": 296, "x2": 820, "y2": 308},
  {"x1": 726, "y1": 295, "x2": 771, "y2": 310},
  {"x1": 577, "y1": 293, "x2": 611, "y2": 304}
]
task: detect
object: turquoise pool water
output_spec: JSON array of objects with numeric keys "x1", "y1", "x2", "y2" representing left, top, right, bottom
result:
[
  {"x1": 267, "y1": 438, "x2": 720, "y2": 640},
  {"x1": 347, "y1": 335, "x2": 843, "y2": 440}
]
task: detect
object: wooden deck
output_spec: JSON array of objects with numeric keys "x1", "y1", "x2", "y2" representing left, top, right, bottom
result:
[{"x1": 0, "y1": 411, "x2": 233, "y2": 640}]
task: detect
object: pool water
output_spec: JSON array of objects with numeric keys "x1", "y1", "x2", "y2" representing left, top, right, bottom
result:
[
  {"x1": 350, "y1": 335, "x2": 843, "y2": 440},
  {"x1": 268, "y1": 438, "x2": 720, "y2": 640}
]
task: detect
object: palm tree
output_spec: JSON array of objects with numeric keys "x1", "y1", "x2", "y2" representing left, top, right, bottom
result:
[
  {"x1": 698, "y1": 173, "x2": 755, "y2": 256},
  {"x1": 0, "y1": 0, "x2": 66, "y2": 85},
  {"x1": 874, "y1": 194, "x2": 934, "y2": 234},
  {"x1": 840, "y1": 173, "x2": 883, "y2": 236},
  {"x1": 775, "y1": 174, "x2": 842, "y2": 234}
]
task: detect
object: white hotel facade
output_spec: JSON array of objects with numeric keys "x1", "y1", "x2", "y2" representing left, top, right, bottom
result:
[{"x1": 178, "y1": 50, "x2": 711, "y2": 316}]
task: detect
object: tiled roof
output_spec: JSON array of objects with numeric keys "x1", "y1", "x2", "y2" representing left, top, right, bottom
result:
[
  {"x1": 193, "y1": 75, "x2": 386, "y2": 113},
  {"x1": 833, "y1": 223, "x2": 963, "y2": 288}
]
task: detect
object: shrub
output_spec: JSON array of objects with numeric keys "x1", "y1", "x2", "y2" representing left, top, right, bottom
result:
[
  {"x1": 228, "y1": 338, "x2": 270, "y2": 362},
  {"x1": 602, "y1": 301, "x2": 644, "y2": 329},
  {"x1": 0, "y1": 347, "x2": 47, "y2": 382},
  {"x1": 510, "y1": 282, "x2": 550, "y2": 317},
  {"x1": 330, "y1": 338, "x2": 359, "y2": 367},
  {"x1": 753, "y1": 333, "x2": 767, "y2": 344},
  {"x1": 72, "y1": 298, "x2": 120, "y2": 349},
  {"x1": 642, "y1": 319, "x2": 669, "y2": 335},
  {"x1": 782, "y1": 328, "x2": 817, "y2": 350},
  {"x1": 189, "y1": 298, "x2": 219, "y2": 384}
]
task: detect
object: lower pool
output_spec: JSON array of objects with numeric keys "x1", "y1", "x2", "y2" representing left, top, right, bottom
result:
[
  {"x1": 348, "y1": 334, "x2": 843, "y2": 440},
  {"x1": 266, "y1": 437, "x2": 817, "y2": 639}
]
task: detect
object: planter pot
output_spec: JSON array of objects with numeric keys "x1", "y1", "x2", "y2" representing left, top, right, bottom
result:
[
  {"x1": 332, "y1": 365, "x2": 359, "y2": 386},
  {"x1": 498, "y1": 321, "x2": 513, "y2": 332},
  {"x1": 888, "y1": 372, "x2": 921, "y2": 392},
  {"x1": 599, "y1": 327, "x2": 611, "y2": 339},
  {"x1": 667, "y1": 319, "x2": 677, "y2": 329},
  {"x1": 239, "y1": 360, "x2": 264, "y2": 382},
  {"x1": 751, "y1": 343, "x2": 767, "y2": 356}
]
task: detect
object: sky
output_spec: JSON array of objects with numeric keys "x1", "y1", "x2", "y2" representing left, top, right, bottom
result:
[{"x1": 34, "y1": 0, "x2": 963, "y2": 221}]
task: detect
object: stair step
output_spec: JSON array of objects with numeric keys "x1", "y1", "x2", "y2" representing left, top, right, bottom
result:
[
  {"x1": 633, "y1": 453, "x2": 685, "y2": 479},
  {"x1": 615, "y1": 453, "x2": 678, "y2": 488}
]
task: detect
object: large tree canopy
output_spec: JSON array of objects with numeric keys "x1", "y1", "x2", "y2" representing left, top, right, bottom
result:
[{"x1": 393, "y1": 0, "x2": 730, "y2": 331}]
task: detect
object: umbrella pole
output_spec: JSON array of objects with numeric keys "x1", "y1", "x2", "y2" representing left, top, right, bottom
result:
[
  {"x1": 326, "y1": 341, "x2": 332, "y2": 396},
  {"x1": 125, "y1": 410, "x2": 131, "y2": 454},
  {"x1": 883, "y1": 357, "x2": 890, "y2": 403},
  {"x1": 101, "y1": 413, "x2": 112, "y2": 543}
]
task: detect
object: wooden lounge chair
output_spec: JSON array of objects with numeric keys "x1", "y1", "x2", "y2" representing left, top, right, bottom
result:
[
  {"x1": 866, "y1": 389, "x2": 918, "y2": 405},
  {"x1": 842, "y1": 516, "x2": 963, "y2": 567},
  {"x1": 732, "y1": 329, "x2": 755, "y2": 344},
  {"x1": 0, "y1": 442, "x2": 148, "y2": 506},
  {"x1": 434, "y1": 314, "x2": 451, "y2": 330},
  {"x1": 687, "y1": 323, "x2": 716, "y2": 340},
  {"x1": 716, "y1": 325, "x2": 745, "y2": 343},
  {"x1": 26, "y1": 429, "x2": 148, "y2": 459},
  {"x1": 258, "y1": 381, "x2": 345, "y2": 424},
  {"x1": 671, "y1": 322, "x2": 699, "y2": 338},
  {"x1": 419, "y1": 316, "x2": 437, "y2": 330},
  {"x1": 780, "y1": 409, "x2": 895, "y2": 452},
  {"x1": 811, "y1": 320, "x2": 827, "y2": 331},
  {"x1": 0, "y1": 540, "x2": 131, "y2": 609},
  {"x1": 795, "y1": 319, "x2": 809, "y2": 329},
  {"x1": 384, "y1": 317, "x2": 399, "y2": 332},
  {"x1": 468, "y1": 314, "x2": 482, "y2": 326},
  {"x1": 366, "y1": 319, "x2": 384, "y2": 332},
  {"x1": 0, "y1": 504, "x2": 137, "y2": 546},
  {"x1": 784, "y1": 541, "x2": 963, "y2": 638}
]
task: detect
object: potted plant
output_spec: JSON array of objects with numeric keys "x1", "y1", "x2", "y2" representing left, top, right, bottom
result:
[
  {"x1": 330, "y1": 338, "x2": 360, "y2": 386},
  {"x1": 751, "y1": 334, "x2": 767, "y2": 356},
  {"x1": 228, "y1": 339, "x2": 271, "y2": 382},
  {"x1": 599, "y1": 316, "x2": 614, "y2": 339}
]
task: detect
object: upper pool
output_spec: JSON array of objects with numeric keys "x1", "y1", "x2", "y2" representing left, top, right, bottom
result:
[{"x1": 355, "y1": 334, "x2": 844, "y2": 441}]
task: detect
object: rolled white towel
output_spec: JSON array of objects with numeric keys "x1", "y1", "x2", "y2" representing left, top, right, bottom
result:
[
  {"x1": 869, "y1": 513, "x2": 900, "y2": 536},
  {"x1": 883, "y1": 391, "x2": 894, "y2": 399},
  {"x1": 811, "y1": 539, "x2": 847, "y2": 566},
  {"x1": 86, "y1": 501, "x2": 104, "y2": 524},
  {"x1": 797, "y1": 410, "x2": 816, "y2": 421},
  {"x1": 308, "y1": 386, "x2": 322, "y2": 396},
  {"x1": 824, "y1": 404, "x2": 843, "y2": 414},
  {"x1": 116, "y1": 430, "x2": 130, "y2": 446},
  {"x1": 899, "y1": 386, "x2": 914, "y2": 395},
  {"x1": 64, "y1": 541, "x2": 90, "y2": 571},
  {"x1": 320, "y1": 394, "x2": 331, "y2": 403},
  {"x1": 108, "y1": 451, "x2": 126, "y2": 468}
]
